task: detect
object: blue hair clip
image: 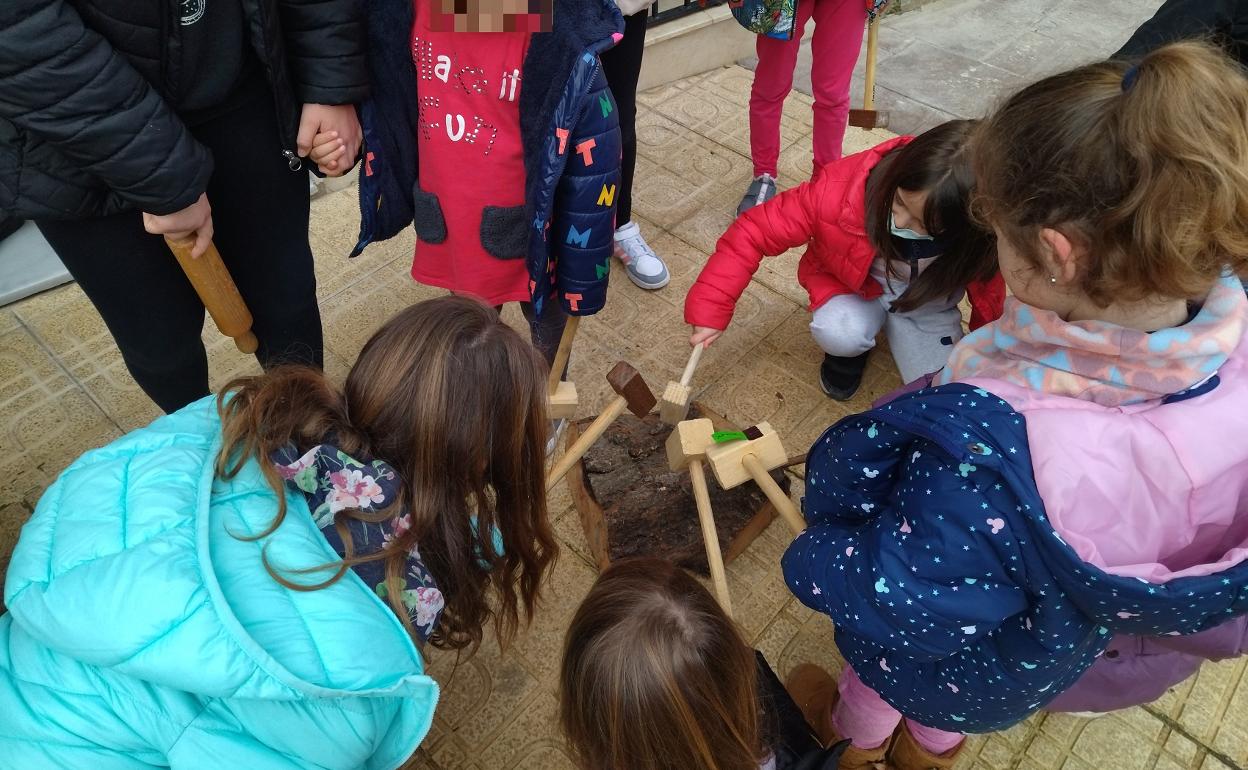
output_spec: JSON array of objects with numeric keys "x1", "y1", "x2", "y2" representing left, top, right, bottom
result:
[{"x1": 1121, "y1": 64, "x2": 1140, "y2": 92}]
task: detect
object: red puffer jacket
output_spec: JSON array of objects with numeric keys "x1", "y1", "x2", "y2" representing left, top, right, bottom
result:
[{"x1": 685, "y1": 136, "x2": 1005, "y2": 332}]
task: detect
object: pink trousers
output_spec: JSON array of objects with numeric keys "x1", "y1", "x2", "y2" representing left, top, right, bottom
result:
[
  {"x1": 749, "y1": 0, "x2": 867, "y2": 177},
  {"x1": 833, "y1": 666, "x2": 965, "y2": 754}
]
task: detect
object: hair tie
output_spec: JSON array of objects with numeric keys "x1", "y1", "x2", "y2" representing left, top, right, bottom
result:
[{"x1": 1121, "y1": 64, "x2": 1140, "y2": 92}]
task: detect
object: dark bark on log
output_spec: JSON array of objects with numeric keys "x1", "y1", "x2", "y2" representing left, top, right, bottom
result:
[{"x1": 566, "y1": 403, "x2": 790, "y2": 575}]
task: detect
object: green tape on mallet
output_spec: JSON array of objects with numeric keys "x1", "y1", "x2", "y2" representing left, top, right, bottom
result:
[{"x1": 711, "y1": 426, "x2": 763, "y2": 444}]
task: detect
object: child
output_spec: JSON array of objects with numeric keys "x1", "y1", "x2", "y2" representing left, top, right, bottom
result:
[
  {"x1": 734, "y1": 0, "x2": 885, "y2": 216},
  {"x1": 5, "y1": 0, "x2": 366, "y2": 413},
  {"x1": 602, "y1": 0, "x2": 672, "y2": 290},
  {"x1": 0, "y1": 295, "x2": 557, "y2": 767},
  {"x1": 337, "y1": 0, "x2": 623, "y2": 365},
  {"x1": 686, "y1": 120, "x2": 1004, "y2": 400},
  {"x1": 560, "y1": 558, "x2": 849, "y2": 770},
  {"x1": 780, "y1": 41, "x2": 1248, "y2": 769}
]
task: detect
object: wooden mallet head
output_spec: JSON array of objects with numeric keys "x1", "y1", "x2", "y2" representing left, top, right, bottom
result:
[
  {"x1": 665, "y1": 418, "x2": 715, "y2": 472},
  {"x1": 607, "y1": 361, "x2": 657, "y2": 417},
  {"x1": 659, "y1": 381, "x2": 691, "y2": 425},
  {"x1": 705, "y1": 422, "x2": 787, "y2": 490},
  {"x1": 546, "y1": 361, "x2": 657, "y2": 489},
  {"x1": 659, "y1": 343, "x2": 704, "y2": 426}
]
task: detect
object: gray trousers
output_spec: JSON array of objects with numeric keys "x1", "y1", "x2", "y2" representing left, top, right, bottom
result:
[{"x1": 809, "y1": 281, "x2": 964, "y2": 383}]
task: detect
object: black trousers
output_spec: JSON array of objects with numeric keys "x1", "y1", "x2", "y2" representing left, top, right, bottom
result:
[
  {"x1": 600, "y1": 8, "x2": 647, "y2": 227},
  {"x1": 37, "y1": 88, "x2": 322, "y2": 414},
  {"x1": 494, "y1": 302, "x2": 567, "y2": 372}
]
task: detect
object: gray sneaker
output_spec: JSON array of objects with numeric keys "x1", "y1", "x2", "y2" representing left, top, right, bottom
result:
[{"x1": 736, "y1": 174, "x2": 778, "y2": 217}]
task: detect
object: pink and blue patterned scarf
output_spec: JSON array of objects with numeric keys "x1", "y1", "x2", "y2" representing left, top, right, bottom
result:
[{"x1": 938, "y1": 275, "x2": 1247, "y2": 407}]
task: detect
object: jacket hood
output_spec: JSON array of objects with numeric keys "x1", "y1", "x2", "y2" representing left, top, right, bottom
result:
[
  {"x1": 4, "y1": 397, "x2": 437, "y2": 707},
  {"x1": 828, "y1": 134, "x2": 910, "y2": 240},
  {"x1": 961, "y1": 284, "x2": 1248, "y2": 631},
  {"x1": 966, "y1": 393, "x2": 1248, "y2": 637},
  {"x1": 843, "y1": 378, "x2": 1248, "y2": 637}
]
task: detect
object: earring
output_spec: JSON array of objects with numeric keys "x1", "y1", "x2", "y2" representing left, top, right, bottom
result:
[{"x1": 1049, "y1": 275, "x2": 1057, "y2": 285}]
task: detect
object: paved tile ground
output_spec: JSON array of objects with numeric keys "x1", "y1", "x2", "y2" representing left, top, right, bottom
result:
[
  {"x1": 3, "y1": 59, "x2": 1247, "y2": 770},
  {"x1": 742, "y1": 0, "x2": 1164, "y2": 136}
]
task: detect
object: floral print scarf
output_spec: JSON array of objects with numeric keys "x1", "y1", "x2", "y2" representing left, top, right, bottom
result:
[
  {"x1": 938, "y1": 274, "x2": 1247, "y2": 407},
  {"x1": 272, "y1": 444, "x2": 446, "y2": 643}
]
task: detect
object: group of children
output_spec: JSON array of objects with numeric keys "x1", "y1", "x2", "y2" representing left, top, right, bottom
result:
[{"x1": 2, "y1": 2, "x2": 1248, "y2": 769}]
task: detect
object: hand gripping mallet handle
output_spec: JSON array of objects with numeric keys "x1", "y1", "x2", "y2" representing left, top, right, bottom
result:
[{"x1": 165, "y1": 237, "x2": 259, "y2": 354}]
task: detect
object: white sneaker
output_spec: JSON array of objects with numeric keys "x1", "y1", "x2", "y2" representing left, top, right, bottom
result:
[{"x1": 613, "y1": 221, "x2": 670, "y2": 290}]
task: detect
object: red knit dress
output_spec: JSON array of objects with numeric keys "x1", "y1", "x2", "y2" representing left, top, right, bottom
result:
[{"x1": 410, "y1": 7, "x2": 531, "y2": 305}]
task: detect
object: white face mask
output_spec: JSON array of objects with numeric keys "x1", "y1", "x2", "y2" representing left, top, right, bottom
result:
[{"x1": 889, "y1": 211, "x2": 935, "y2": 241}]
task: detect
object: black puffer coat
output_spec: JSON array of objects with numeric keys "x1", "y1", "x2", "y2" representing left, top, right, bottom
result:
[
  {"x1": 1116, "y1": 0, "x2": 1248, "y2": 64},
  {"x1": 0, "y1": 0, "x2": 368, "y2": 220}
]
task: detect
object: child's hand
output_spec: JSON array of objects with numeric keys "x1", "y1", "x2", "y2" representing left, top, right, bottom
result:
[
  {"x1": 690, "y1": 326, "x2": 723, "y2": 348},
  {"x1": 297, "y1": 103, "x2": 361, "y2": 177},
  {"x1": 308, "y1": 131, "x2": 348, "y2": 176}
]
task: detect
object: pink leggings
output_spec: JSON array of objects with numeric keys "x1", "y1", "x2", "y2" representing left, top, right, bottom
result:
[
  {"x1": 749, "y1": 0, "x2": 867, "y2": 177},
  {"x1": 833, "y1": 666, "x2": 964, "y2": 755}
]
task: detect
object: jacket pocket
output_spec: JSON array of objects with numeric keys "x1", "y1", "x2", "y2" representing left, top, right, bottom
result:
[
  {"x1": 412, "y1": 181, "x2": 447, "y2": 244},
  {"x1": 480, "y1": 205, "x2": 527, "y2": 260}
]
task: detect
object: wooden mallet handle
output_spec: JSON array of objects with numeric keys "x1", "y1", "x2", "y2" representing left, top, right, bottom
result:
[
  {"x1": 548, "y1": 315, "x2": 581, "y2": 394},
  {"x1": 680, "y1": 342, "x2": 704, "y2": 388},
  {"x1": 165, "y1": 237, "x2": 258, "y2": 354},
  {"x1": 742, "y1": 453, "x2": 805, "y2": 535},
  {"x1": 547, "y1": 395, "x2": 628, "y2": 488},
  {"x1": 689, "y1": 458, "x2": 733, "y2": 616},
  {"x1": 864, "y1": 18, "x2": 880, "y2": 112}
]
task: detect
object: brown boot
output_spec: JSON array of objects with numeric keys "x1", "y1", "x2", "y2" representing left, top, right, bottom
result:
[
  {"x1": 888, "y1": 720, "x2": 965, "y2": 770},
  {"x1": 784, "y1": 664, "x2": 891, "y2": 770}
]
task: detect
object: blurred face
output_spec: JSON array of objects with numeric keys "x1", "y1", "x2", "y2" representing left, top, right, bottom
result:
[
  {"x1": 433, "y1": 0, "x2": 552, "y2": 31},
  {"x1": 892, "y1": 188, "x2": 930, "y2": 235}
]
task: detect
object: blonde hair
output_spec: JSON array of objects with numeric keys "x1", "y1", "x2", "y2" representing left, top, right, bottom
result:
[
  {"x1": 559, "y1": 559, "x2": 765, "y2": 770},
  {"x1": 973, "y1": 41, "x2": 1248, "y2": 304}
]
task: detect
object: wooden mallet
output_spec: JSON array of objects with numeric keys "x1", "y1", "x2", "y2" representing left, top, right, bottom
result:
[
  {"x1": 666, "y1": 418, "x2": 733, "y2": 615},
  {"x1": 165, "y1": 237, "x2": 258, "y2": 354},
  {"x1": 848, "y1": 15, "x2": 890, "y2": 130},
  {"x1": 548, "y1": 316, "x2": 580, "y2": 420},
  {"x1": 547, "y1": 361, "x2": 657, "y2": 487},
  {"x1": 705, "y1": 422, "x2": 805, "y2": 535},
  {"x1": 659, "y1": 343, "x2": 705, "y2": 425}
]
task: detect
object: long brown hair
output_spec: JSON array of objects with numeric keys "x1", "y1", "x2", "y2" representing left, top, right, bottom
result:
[
  {"x1": 559, "y1": 558, "x2": 764, "y2": 770},
  {"x1": 973, "y1": 41, "x2": 1248, "y2": 304},
  {"x1": 865, "y1": 119, "x2": 998, "y2": 313},
  {"x1": 216, "y1": 295, "x2": 557, "y2": 651}
]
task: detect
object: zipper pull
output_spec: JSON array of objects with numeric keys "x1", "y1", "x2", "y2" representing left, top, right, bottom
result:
[{"x1": 283, "y1": 149, "x2": 303, "y2": 172}]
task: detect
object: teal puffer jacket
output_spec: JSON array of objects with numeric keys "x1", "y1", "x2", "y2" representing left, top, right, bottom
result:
[{"x1": 0, "y1": 397, "x2": 438, "y2": 769}]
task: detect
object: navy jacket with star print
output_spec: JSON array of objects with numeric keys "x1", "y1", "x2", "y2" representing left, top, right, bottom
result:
[{"x1": 782, "y1": 383, "x2": 1248, "y2": 733}]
